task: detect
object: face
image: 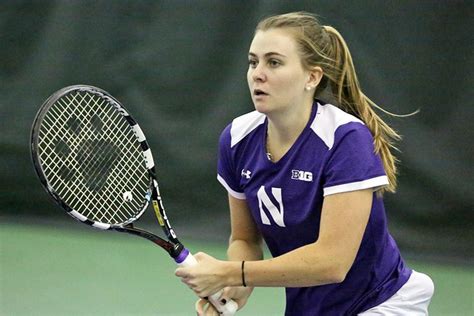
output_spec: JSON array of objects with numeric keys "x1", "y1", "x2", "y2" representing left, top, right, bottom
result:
[{"x1": 247, "y1": 28, "x2": 314, "y2": 115}]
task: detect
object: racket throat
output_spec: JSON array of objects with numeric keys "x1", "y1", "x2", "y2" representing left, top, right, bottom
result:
[{"x1": 113, "y1": 225, "x2": 184, "y2": 258}]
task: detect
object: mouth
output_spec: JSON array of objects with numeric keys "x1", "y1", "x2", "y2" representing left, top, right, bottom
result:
[{"x1": 253, "y1": 89, "x2": 268, "y2": 97}]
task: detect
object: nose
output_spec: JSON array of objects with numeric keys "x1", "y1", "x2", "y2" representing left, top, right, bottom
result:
[{"x1": 251, "y1": 63, "x2": 266, "y2": 82}]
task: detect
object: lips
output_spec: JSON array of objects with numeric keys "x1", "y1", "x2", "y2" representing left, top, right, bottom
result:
[{"x1": 253, "y1": 89, "x2": 268, "y2": 96}]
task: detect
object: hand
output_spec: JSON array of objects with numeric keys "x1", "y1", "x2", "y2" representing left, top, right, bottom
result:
[
  {"x1": 175, "y1": 252, "x2": 229, "y2": 298},
  {"x1": 195, "y1": 286, "x2": 253, "y2": 316}
]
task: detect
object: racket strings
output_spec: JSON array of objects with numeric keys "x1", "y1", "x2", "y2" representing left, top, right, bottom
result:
[
  {"x1": 40, "y1": 92, "x2": 118, "y2": 210},
  {"x1": 37, "y1": 90, "x2": 150, "y2": 225},
  {"x1": 40, "y1": 94, "x2": 108, "y2": 188},
  {"x1": 48, "y1": 91, "x2": 147, "y2": 221}
]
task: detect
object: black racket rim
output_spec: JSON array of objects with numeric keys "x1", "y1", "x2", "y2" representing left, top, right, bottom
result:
[
  {"x1": 30, "y1": 85, "x2": 186, "y2": 259},
  {"x1": 31, "y1": 85, "x2": 148, "y2": 225}
]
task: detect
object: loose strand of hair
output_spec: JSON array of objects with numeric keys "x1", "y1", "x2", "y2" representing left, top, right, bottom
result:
[{"x1": 324, "y1": 25, "x2": 402, "y2": 193}]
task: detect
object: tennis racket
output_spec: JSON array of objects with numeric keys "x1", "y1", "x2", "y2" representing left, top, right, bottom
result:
[{"x1": 30, "y1": 85, "x2": 238, "y2": 315}]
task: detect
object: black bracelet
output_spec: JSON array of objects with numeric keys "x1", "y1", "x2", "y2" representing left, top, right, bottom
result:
[{"x1": 241, "y1": 260, "x2": 247, "y2": 287}]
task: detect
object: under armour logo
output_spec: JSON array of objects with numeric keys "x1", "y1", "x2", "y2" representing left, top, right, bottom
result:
[{"x1": 241, "y1": 169, "x2": 252, "y2": 179}]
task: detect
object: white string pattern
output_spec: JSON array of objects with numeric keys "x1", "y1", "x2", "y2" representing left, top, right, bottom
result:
[{"x1": 37, "y1": 90, "x2": 150, "y2": 225}]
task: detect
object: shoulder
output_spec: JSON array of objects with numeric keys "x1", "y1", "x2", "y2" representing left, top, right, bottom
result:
[
  {"x1": 220, "y1": 110, "x2": 266, "y2": 148},
  {"x1": 311, "y1": 102, "x2": 366, "y2": 150}
]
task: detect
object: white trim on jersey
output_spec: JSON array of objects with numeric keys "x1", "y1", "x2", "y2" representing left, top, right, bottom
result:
[
  {"x1": 217, "y1": 174, "x2": 246, "y2": 199},
  {"x1": 323, "y1": 175, "x2": 389, "y2": 196},
  {"x1": 311, "y1": 103, "x2": 364, "y2": 149},
  {"x1": 230, "y1": 111, "x2": 266, "y2": 148}
]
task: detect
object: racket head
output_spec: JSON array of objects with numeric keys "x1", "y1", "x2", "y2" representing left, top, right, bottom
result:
[{"x1": 31, "y1": 85, "x2": 155, "y2": 229}]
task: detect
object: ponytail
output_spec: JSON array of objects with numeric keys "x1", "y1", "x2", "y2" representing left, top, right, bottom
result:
[
  {"x1": 256, "y1": 12, "x2": 414, "y2": 193},
  {"x1": 322, "y1": 26, "x2": 402, "y2": 193}
]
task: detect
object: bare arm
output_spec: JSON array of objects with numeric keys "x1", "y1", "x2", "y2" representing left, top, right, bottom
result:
[
  {"x1": 227, "y1": 188, "x2": 373, "y2": 287},
  {"x1": 227, "y1": 194, "x2": 264, "y2": 262},
  {"x1": 187, "y1": 195, "x2": 263, "y2": 313},
  {"x1": 176, "y1": 189, "x2": 373, "y2": 297}
]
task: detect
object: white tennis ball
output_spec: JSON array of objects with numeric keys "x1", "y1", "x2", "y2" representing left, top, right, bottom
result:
[{"x1": 123, "y1": 191, "x2": 133, "y2": 202}]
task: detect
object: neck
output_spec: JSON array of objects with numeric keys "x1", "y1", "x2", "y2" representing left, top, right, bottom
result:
[{"x1": 266, "y1": 101, "x2": 313, "y2": 161}]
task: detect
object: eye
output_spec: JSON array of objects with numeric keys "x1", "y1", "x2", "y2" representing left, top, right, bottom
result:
[
  {"x1": 268, "y1": 59, "x2": 281, "y2": 68},
  {"x1": 248, "y1": 59, "x2": 258, "y2": 68}
]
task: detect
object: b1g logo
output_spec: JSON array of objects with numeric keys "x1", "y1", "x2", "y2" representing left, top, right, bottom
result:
[
  {"x1": 291, "y1": 169, "x2": 313, "y2": 182},
  {"x1": 257, "y1": 186, "x2": 285, "y2": 227}
]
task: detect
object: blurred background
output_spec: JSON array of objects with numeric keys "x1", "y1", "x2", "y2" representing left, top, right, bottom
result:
[{"x1": 1, "y1": 1, "x2": 473, "y2": 315}]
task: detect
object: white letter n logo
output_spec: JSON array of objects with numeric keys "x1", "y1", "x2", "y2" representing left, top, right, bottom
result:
[{"x1": 257, "y1": 186, "x2": 285, "y2": 227}]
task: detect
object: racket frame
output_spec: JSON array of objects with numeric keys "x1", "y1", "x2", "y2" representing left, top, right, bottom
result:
[
  {"x1": 30, "y1": 85, "x2": 183, "y2": 258},
  {"x1": 31, "y1": 85, "x2": 238, "y2": 315}
]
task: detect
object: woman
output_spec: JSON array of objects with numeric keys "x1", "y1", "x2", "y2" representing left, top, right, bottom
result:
[{"x1": 175, "y1": 11, "x2": 434, "y2": 315}]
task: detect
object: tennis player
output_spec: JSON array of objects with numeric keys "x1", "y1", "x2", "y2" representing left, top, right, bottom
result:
[{"x1": 175, "y1": 12, "x2": 434, "y2": 315}]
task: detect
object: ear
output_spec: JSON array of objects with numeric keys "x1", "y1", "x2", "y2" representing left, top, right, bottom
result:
[{"x1": 306, "y1": 66, "x2": 323, "y2": 90}]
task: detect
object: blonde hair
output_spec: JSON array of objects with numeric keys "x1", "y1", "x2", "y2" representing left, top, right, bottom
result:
[{"x1": 256, "y1": 11, "x2": 408, "y2": 193}]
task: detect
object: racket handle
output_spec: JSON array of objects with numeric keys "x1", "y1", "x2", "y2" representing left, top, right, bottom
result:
[{"x1": 176, "y1": 249, "x2": 238, "y2": 316}]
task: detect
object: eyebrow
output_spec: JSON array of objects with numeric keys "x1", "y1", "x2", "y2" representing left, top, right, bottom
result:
[{"x1": 248, "y1": 52, "x2": 287, "y2": 58}]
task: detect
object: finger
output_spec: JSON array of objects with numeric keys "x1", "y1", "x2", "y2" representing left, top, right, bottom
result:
[
  {"x1": 178, "y1": 276, "x2": 191, "y2": 286},
  {"x1": 218, "y1": 287, "x2": 236, "y2": 307},
  {"x1": 203, "y1": 302, "x2": 220, "y2": 316},
  {"x1": 174, "y1": 267, "x2": 188, "y2": 278},
  {"x1": 218, "y1": 288, "x2": 230, "y2": 305},
  {"x1": 195, "y1": 298, "x2": 208, "y2": 315},
  {"x1": 196, "y1": 299, "x2": 219, "y2": 316},
  {"x1": 195, "y1": 290, "x2": 210, "y2": 299},
  {"x1": 179, "y1": 278, "x2": 198, "y2": 293},
  {"x1": 194, "y1": 286, "x2": 213, "y2": 299},
  {"x1": 193, "y1": 252, "x2": 205, "y2": 260}
]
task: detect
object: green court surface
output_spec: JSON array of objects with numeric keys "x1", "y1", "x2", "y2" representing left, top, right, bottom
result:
[{"x1": 1, "y1": 222, "x2": 472, "y2": 315}]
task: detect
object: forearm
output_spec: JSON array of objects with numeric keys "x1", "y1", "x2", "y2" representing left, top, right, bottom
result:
[
  {"x1": 232, "y1": 189, "x2": 372, "y2": 288},
  {"x1": 221, "y1": 194, "x2": 343, "y2": 289},
  {"x1": 181, "y1": 192, "x2": 370, "y2": 294},
  {"x1": 223, "y1": 237, "x2": 263, "y2": 290},
  {"x1": 224, "y1": 241, "x2": 347, "y2": 288},
  {"x1": 227, "y1": 236, "x2": 264, "y2": 261},
  {"x1": 243, "y1": 242, "x2": 345, "y2": 287}
]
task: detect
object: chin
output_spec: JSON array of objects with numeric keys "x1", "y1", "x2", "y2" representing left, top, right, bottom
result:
[{"x1": 253, "y1": 102, "x2": 272, "y2": 114}]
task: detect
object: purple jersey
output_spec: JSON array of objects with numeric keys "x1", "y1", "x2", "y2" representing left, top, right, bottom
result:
[{"x1": 217, "y1": 101, "x2": 411, "y2": 315}]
